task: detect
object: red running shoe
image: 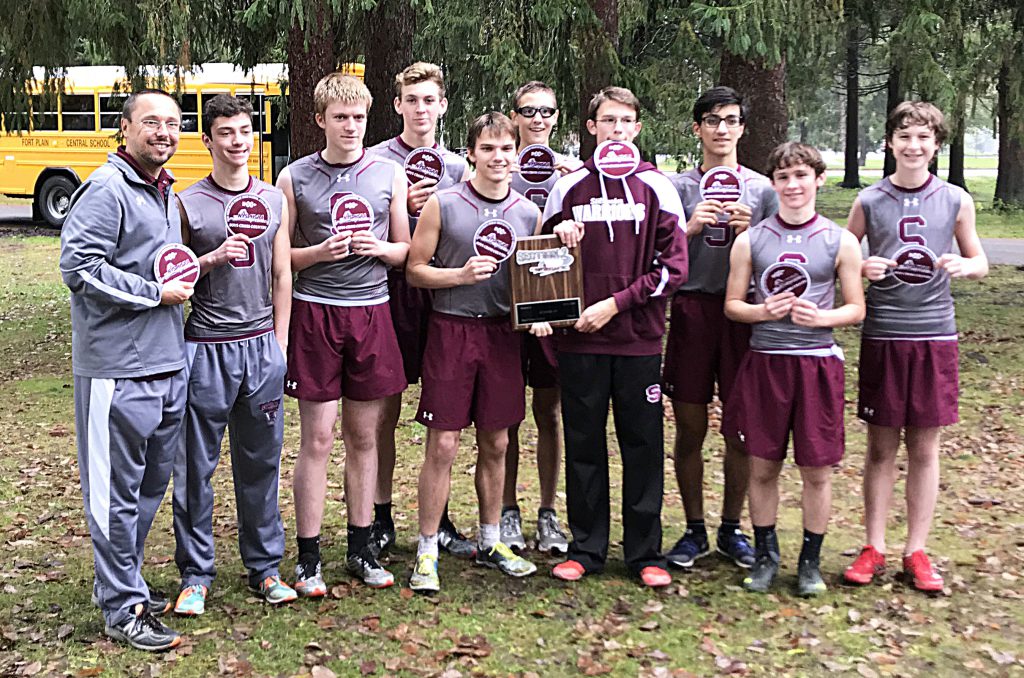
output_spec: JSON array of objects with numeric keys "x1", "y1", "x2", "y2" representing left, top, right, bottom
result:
[
  {"x1": 902, "y1": 550, "x2": 944, "y2": 592},
  {"x1": 843, "y1": 545, "x2": 886, "y2": 585},
  {"x1": 552, "y1": 560, "x2": 586, "y2": 582},
  {"x1": 639, "y1": 566, "x2": 672, "y2": 588}
]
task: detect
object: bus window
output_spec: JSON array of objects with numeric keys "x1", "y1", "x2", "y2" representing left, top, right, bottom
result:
[
  {"x1": 177, "y1": 93, "x2": 199, "y2": 133},
  {"x1": 62, "y1": 94, "x2": 96, "y2": 132},
  {"x1": 100, "y1": 93, "x2": 127, "y2": 129},
  {"x1": 30, "y1": 96, "x2": 58, "y2": 131},
  {"x1": 232, "y1": 93, "x2": 265, "y2": 134}
]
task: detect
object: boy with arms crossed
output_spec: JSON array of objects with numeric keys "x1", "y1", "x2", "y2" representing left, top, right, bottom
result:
[
  {"x1": 663, "y1": 86, "x2": 778, "y2": 569},
  {"x1": 279, "y1": 74, "x2": 411, "y2": 593},
  {"x1": 723, "y1": 142, "x2": 864, "y2": 597},
  {"x1": 843, "y1": 102, "x2": 987, "y2": 592},
  {"x1": 368, "y1": 62, "x2": 474, "y2": 559},
  {"x1": 543, "y1": 87, "x2": 688, "y2": 587},
  {"x1": 171, "y1": 94, "x2": 296, "y2": 615},
  {"x1": 500, "y1": 80, "x2": 581, "y2": 554},
  {"x1": 406, "y1": 112, "x2": 541, "y2": 593}
]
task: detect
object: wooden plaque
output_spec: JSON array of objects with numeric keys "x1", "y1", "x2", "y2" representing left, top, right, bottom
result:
[{"x1": 509, "y1": 235, "x2": 584, "y2": 330}]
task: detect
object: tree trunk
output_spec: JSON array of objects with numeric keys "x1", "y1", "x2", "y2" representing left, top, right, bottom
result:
[
  {"x1": 840, "y1": 17, "x2": 860, "y2": 188},
  {"x1": 995, "y1": 64, "x2": 1024, "y2": 208},
  {"x1": 719, "y1": 52, "x2": 787, "y2": 176},
  {"x1": 287, "y1": 0, "x2": 335, "y2": 160},
  {"x1": 363, "y1": 0, "x2": 415, "y2": 147},
  {"x1": 947, "y1": 111, "x2": 968, "y2": 191},
  {"x1": 578, "y1": 0, "x2": 618, "y2": 160},
  {"x1": 883, "y1": 64, "x2": 901, "y2": 177}
]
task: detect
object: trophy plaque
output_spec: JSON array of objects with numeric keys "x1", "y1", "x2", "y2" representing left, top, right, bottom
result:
[{"x1": 510, "y1": 234, "x2": 583, "y2": 330}]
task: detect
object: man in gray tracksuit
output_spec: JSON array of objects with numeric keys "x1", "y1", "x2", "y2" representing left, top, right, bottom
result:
[
  {"x1": 59, "y1": 89, "x2": 193, "y2": 652},
  {"x1": 171, "y1": 94, "x2": 296, "y2": 615}
]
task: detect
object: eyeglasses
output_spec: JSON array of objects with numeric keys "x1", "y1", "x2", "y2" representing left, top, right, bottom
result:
[
  {"x1": 596, "y1": 116, "x2": 637, "y2": 126},
  {"x1": 701, "y1": 114, "x2": 743, "y2": 128},
  {"x1": 139, "y1": 119, "x2": 182, "y2": 132},
  {"x1": 516, "y1": 106, "x2": 557, "y2": 119}
]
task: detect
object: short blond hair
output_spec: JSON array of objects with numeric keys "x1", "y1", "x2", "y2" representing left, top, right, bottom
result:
[
  {"x1": 314, "y1": 73, "x2": 372, "y2": 117},
  {"x1": 394, "y1": 62, "x2": 446, "y2": 97}
]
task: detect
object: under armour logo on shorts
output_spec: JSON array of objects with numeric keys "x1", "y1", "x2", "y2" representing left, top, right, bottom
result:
[
  {"x1": 483, "y1": 208, "x2": 498, "y2": 218},
  {"x1": 286, "y1": 380, "x2": 298, "y2": 390},
  {"x1": 645, "y1": 384, "x2": 661, "y2": 403},
  {"x1": 421, "y1": 411, "x2": 434, "y2": 421},
  {"x1": 862, "y1": 406, "x2": 875, "y2": 417}
]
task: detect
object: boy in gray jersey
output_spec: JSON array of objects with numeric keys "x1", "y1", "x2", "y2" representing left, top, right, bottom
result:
[
  {"x1": 843, "y1": 102, "x2": 987, "y2": 593},
  {"x1": 279, "y1": 74, "x2": 411, "y2": 593},
  {"x1": 366, "y1": 62, "x2": 475, "y2": 560},
  {"x1": 723, "y1": 143, "x2": 864, "y2": 597},
  {"x1": 406, "y1": 113, "x2": 542, "y2": 594},
  {"x1": 662, "y1": 87, "x2": 778, "y2": 571},
  {"x1": 171, "y1": 95, "x2": 297, "y2": 616},
  {"x1": 500, "y1": 80, "x2": 582, "y2": 556},
  {"x1": 59, "y1": 89, "x2": 192, "y2": 651}
]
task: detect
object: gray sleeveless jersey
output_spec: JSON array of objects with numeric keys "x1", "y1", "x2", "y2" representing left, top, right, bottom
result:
[
  {"x1": 749, "y1": 214, "x2": 842, "y2": 351},
  {"x1": 178, "y1": 176, "x2": 283, "y2": 339},
  {"x1": 510, "y1": 150, "x2": 565, "y2": 211},
  {"x1": 289, "y1": 151, "x2": 398, "y2": 305},
  {"x1": 431, "y1": 182, "x2": 540, "y2": 318},
  {"x1": 859, "y1": 175, "x2": 962, "y2": 338},
  {"x1": 368, "y1": 136, "x2": 467, "y2": 233},
  {"x1": 672, "y1": 165, "x2": 778, "y2": 296}
]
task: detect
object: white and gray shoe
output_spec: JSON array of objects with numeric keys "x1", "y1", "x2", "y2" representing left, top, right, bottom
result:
[
  {"x1": 104, "y1": 610, "x2": 181, "y2": 652},
  {"x1": 500, "y1": 506, "x2": 527, "y2": 551},
  {"x1": 537, "y1": 509, "x2": 569, "y2": 555},
  {"x1": 346, "y1": 548, "x2": 395, "y2": 589}
]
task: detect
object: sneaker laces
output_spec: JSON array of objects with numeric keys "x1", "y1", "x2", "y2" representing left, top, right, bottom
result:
[
  {"x1": 415, "y1": 554, "x2": 437, "y2": 575},
  {"x1": 539, "y1": 511, "x2": 567, "y2": 538},
  {"x1": 297, "y1": 558, "x2": 321, "y2": 580},
  {"x1": 500, "y1": 510, "x2": 522, "y2": 538}
]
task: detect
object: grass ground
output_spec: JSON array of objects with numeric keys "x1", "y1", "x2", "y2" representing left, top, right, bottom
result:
[{"x1": 0, "y1": 235, "x2": 1022, "y2": 677}]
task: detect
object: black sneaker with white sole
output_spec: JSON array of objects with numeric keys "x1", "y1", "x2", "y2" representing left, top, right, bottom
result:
[
  {"x1": 104, "y1": 610, "x2": 181, "y2": 651},
  {"x1": 91, "y1": 587, "x2": 171, "y2": 617}
]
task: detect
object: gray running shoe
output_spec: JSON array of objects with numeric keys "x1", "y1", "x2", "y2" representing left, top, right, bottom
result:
[
  {"x1": 347, "y1": 549, "x2": 395, "y2": 589},
  {"x1": 368, "y1": 520, "x2": 396, "y2": 559},
  {"x1": 500, "y1": 507, "x2": 526, "y2": 551},
  {"x1": 797, "y1": 558, "x2": 827, "y2": 597},
  {"x1": 438, "y1": 521, "x2": 477, "y2": 559},
  {"x1": 104, "y1": 610, "x2": 181, "y2": 652},
  {"x1": 92, "y1": 582, "x2": 171, "y2": 617},
  {"x1": 536, "y1": 509, "x2": 569, "y2": 555},
  {"x1": 476, "y1": 541, "x2": 537, "y2": 577},
  {"x1": 743, "y1": 552, "x2": 780, "y2": 593},
  {"x1": 409, "y1": 553, "x2": 440, "y2": 594},
  {"x1": 294, "y1": 559, "x2": 327, "y2": 598}
]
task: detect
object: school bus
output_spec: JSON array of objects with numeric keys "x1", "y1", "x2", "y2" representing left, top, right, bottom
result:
[{"x1": 0, "y1": 62, "x2": 364, "y2": 227}]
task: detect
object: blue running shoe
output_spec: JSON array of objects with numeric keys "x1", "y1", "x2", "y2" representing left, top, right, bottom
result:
[
  {"x1": 717, "y1": 527, "x2": 756, "y2": 568},
  {"x1": 666, "y1": 529, "x2": 710, "y2": 569}
]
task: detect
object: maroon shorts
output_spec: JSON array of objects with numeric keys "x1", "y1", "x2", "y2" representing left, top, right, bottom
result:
[
  {"x1": 857, "y1": 338, "x2": 959, "y2": 428},
  {"x1": 388, "y1": 270, "x2": 432, "y2": 384},
  {"x1": 417, "y1": 312, "x2": 526, "y2": 431},
  {"x1": 522, "y1": 334, "x2": 559, "y2": 389},
  {"x1": 663, "y1": 292, "x2": 750, "y2": 406},
  {"x1": 285, "y1": 298, "x2": 407, "y2": 402},
  {"x1": 723, "y1": 351, "x2": 845, "y2": 468}
]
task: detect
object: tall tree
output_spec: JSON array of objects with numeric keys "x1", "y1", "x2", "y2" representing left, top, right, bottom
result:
[
  {"x1": 360, "y1": 0, "x2": 416, "y2": 146},
  {"x1": 840, "y1": 10, "x2": 861, "y2": 187},
  {"x1": 994, "y1": 3, "x2": 1024, "y2": 207},
  {"x1": 718, "y1": 53, "x2": 786, "y2": 174},
  {"x1": 578, "y1": 0, "x2": 619, "y2": 159}
]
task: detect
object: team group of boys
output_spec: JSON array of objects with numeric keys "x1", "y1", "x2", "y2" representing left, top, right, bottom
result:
[{"x1": 58, "y1": 60, "x2": 988, "y2": 652}]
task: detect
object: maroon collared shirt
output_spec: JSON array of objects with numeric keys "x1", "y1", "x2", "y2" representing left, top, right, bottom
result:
[{"x1": 116, "y1": 146, "x2": 175, "y2": 199}]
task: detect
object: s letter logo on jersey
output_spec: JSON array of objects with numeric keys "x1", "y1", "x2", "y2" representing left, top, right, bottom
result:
[{"x1": 645, "y1": 384, "x2": 662, "y2": 403}]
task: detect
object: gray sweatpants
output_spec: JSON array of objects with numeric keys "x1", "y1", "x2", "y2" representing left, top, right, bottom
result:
[
  {"x1": 172, "y1": 332, "x2": 286, "y2": 589},
  {"x1": 75, "y1": 371, "x2": 187, "y2": 626}
]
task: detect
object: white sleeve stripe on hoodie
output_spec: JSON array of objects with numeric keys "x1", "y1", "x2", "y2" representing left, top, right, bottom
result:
[
  {"x1": 652, "y1": 264, "x2": 671, "y2": 298},
  {"x1": 77, "y1": 269, "x2": 160, "y2": 308}
]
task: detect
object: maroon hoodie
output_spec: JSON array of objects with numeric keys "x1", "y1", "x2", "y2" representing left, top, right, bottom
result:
[{"x1": 541, "y1": 157, "x2": 688, "y2": 356}]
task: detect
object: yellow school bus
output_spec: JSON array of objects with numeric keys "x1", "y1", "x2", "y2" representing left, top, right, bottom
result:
[{"x1": 0, "y1": 62, "x2": 364, "y2": 227}]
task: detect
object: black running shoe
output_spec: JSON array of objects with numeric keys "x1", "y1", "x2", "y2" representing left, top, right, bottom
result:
[
  {"x1": 438, "y1": 520, "x2": 477, "y2": 559},
  {"x1": 368, "y1": 520, "x2": 396, "y2": 558},
  {"x1": 743, "y1": 552, "x2": 780, "y2": 593},
  {"x1": 797, "y1": 558, "x2": 827, "y2": 597},
  {"x1": 92, "y1": 585, "x2": 171, "y2": 617},
  {"x1": 104, "y1": 610, "x2": 181, "y2": 651}
]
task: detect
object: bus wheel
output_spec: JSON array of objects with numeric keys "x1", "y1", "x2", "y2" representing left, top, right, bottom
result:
[{"x1": 38, "y1": 175, "x2": 77, "y2": 228}]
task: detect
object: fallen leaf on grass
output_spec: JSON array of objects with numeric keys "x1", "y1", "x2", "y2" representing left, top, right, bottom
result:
[
  {"x1": 56, "y1": 623, "x2": 73, "y2": 640},
  {"x1": 75, "y1": 669, "x2": 103, "y2": 677},
  {"x1": 639, "y1": 620, "x2": 659, "y2": 631},
  {"x1": 359, "y1": 660, "x2": 376, "y2": 675},
  {"x1": 18, "y1": 662, "x2": 42, "y2": 676},
  {"x1": 311, "y1": 667, "x2": 336, "y2": 678},
  {"x1": 399, "y1": 588, "x2": 414, "y2": 600}
]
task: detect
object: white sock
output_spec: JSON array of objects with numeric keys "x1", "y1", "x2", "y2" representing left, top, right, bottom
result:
[
  {"x1": 479, "y1": 523, "x2": 500, "y2": 550},
  {"x1": 418, "y1": 533, "x2": 439, "y2": 558}
]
